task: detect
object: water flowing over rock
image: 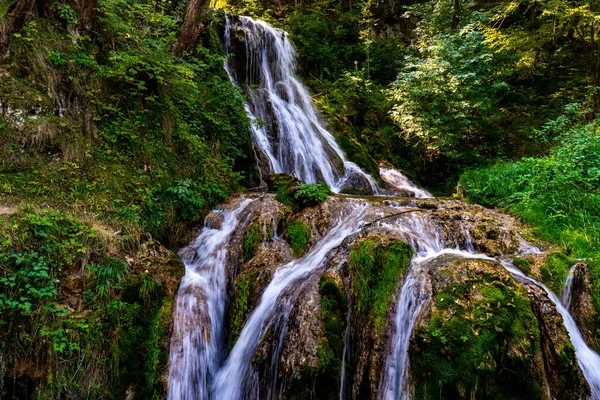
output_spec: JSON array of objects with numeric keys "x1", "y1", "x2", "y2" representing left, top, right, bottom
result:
[
  {"x1": 380, "y1": 166, "x2": 432, "y2": 198},
  {"x1": 166, "y1": 14, "x2": 600, "y2": 400},
  {"x1": 224, "y1": 15, "x2": 379, "y2": 194},
  {"x1": 503, "y1": 262, "x2": 600, "y2": 399},
  {"x1": 167, "y1": 198, "x2": 256, "y2": 399},
  {"x1": 564, "y1": 263, "x2": 599, "y2": 350}
]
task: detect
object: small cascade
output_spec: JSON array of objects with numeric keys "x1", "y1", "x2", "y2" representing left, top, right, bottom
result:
[
  {"x1": 562, "y1": 265, "x2": 577, "y2": 309},
  {"x1": 503, "y1": 262, "x2": 600, "y2": 399},
  {"x1": 380, "y1": 264, "x2": 430, "y2": 400},
  {"x1": 516, "y1": 233, "x2": 542, "y2": 255},
  {"x1": 378, "y1": 209, "x2": 500, "y2": 399},
  {"x1": 167, "y1": 199, "x2": 255, "y2": 400},
  {"x1": 380, "y1": 167, "x2": 432, "y2": 198},
  {"x1": 339, "y1": 301, "x2": 353, "y2": 400},
  {"x1": 212, "y1": 206, "x2": 366, "y2": 400},
  {"x1": 224, "y1": 15, "x2": 379, "y2": 194},
  {"x1": 378, "y1": 211, "x2": 444, "y2": 399}
]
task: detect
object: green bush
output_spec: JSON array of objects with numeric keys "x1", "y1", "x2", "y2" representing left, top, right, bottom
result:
[{"x1": 293, "y1": 183, "x2": 330, "y2": 208}]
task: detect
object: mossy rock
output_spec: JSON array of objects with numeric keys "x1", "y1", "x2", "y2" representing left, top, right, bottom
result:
[
  {"x1": 242, "y1": 221, "x2": 263, "y2": 261},
  {"x1": 229, "y1": 268, "x2": 271, "y2": 344},
  {"x1": 286, "y1": 220, "x2": 311, "y2": 257},
  {"x1": 411, "y1": 254, "x2": 585, "y2": 400},
  {"x1": 540, "y1": 252, "x2": 575, "y2": 295},
  {"x1": 349, "y1": 236, "x2": 413, "y2": 333}
]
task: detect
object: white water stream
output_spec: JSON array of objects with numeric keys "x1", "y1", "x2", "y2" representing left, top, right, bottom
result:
[
  {"x1": 224, "y1": 16, "x2": 379, "y2": 194},
  {"x1": 503, "y1": 262, "x2": 600, "y2": 399},
  {"x1": 167, "y1": 199, "x2": 255, "y2": 400},
  {"x1": 212, "y1": 206, "x2": 365, "y2": 399},
  {"x1": 562, "y1": 264, "x2": 578, "y2": 309}
]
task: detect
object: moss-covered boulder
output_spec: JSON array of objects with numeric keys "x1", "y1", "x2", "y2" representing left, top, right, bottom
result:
[
  {"x1": 410, "y1": 254, "x2": 588, "y2": 400},
  {"x1": 348, "y1": 235, "x2": 413, "y2": 398}
]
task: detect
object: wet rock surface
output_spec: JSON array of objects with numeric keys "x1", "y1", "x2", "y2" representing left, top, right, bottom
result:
[
  {"x1": 569, "y1": 263, "x2": 599, "y2": 350},
  {"x1": 173, "y1": 192, "x2": 599, "y2": 399}
]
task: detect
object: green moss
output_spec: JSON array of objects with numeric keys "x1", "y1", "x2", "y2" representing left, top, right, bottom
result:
[
  {"x1": 280, "y1": 276, "x2": 348, "y2": 399},
  {"x1": 230, "y1": 270, "x2": 260, "y2": 344},
  {"x1": 319, "y1": 276, "x2": 348, "y2": 369},
  {"x1": 349, "y1": 237, "x2": 412, "y2": 332},
  {"x1": 411, "y1": 260, "x2": 544, "y2": 400},
  {"x1": 267, "y1": 174, "x2": 298, "y2": 206},
  {"x1": 287, "y1": 221, "x2": 311, "y2": 257},
  {"x1": 513, "y1": 257, "x2": 532, "y2": 275},
  {"x1": 242, "y1": 222, "x2": 262, "y2": 261},
  {"x1": 144, "y1": 296, "x2": 174, "y2": 399},
  {"x1": 541, "y1": 252, "x2": 574, "y2": 294}
]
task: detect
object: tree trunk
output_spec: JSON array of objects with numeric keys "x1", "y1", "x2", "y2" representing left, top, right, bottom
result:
[
  {"x1": 451, "y1": 0, "x2": 460, "y2": 30},
  {"x1": 173, "y1": 0, "x2": 210, "y2": 57},
  {"x1": 77, "y1": 0, "x2": 97, "y2": 30}
]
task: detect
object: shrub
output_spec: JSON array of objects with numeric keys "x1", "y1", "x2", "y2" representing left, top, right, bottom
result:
[{"x1": 293, "y1": 183, "x2": 330, "y2": 208}]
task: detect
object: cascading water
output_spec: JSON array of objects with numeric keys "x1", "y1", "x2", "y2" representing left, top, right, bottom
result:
[
  {"x1": 224, "y1": 16, "x2": 379, "y2": 194},
  {"x1": 378, "y1": 211, "x2": 495, "y2": 399},
  {"x1": 503, "y1": 262, "x2": 600, "y2": 399},
  {"x1": 380, "y1": 167, "x2": 432, "y2": 198},
  {"x1": 562, "y1": 264, "x2": 577, "y2": 309},
  {"x1": 167, "y1": 14, "x2": 600, "y2": 400},
  {"x1": 167, "y1": 199, "x2": 255, "y2": 400},
  {"x1": 213, "y1": 206, "x2": 365, "y2": 399}
]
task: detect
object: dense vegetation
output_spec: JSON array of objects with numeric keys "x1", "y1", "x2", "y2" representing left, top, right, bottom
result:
[{"x1": 0, "y1": 208, "x2": 179, "y2": 398}]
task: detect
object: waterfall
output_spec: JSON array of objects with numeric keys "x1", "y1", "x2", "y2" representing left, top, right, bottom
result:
[
  {"x1": 503, "y1": 262, "x2": 600, "y2": 399},
  {"x1": 380, "y1": 167, "x2": 432, "y2": 198},
  {"x1": 212, "y1": 205, "x2": 365, "y2": 399},
  {"x1": 380, "y1": 264, "x2": 430, "y2": 400},
  {"x1": 167, "y1": 199, "x2": 255, "y2": 400},
  {"x1": 224, "y1": 15, "x2": 379, "y2": 194},
  {"x1": 562, "y1": 264, "x2": 577, "y2": 309},
  {"x1": 165, "y1": 14, "x2": 600, "y2": 400}
]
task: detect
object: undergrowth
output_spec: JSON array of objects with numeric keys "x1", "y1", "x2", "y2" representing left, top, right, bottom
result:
[
  {"x1": 0, "y1": 207, "x2": 178, "y2": 399},
  {"x1": 459, "y1": 107, "x2": 600, "y2": 333}
]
